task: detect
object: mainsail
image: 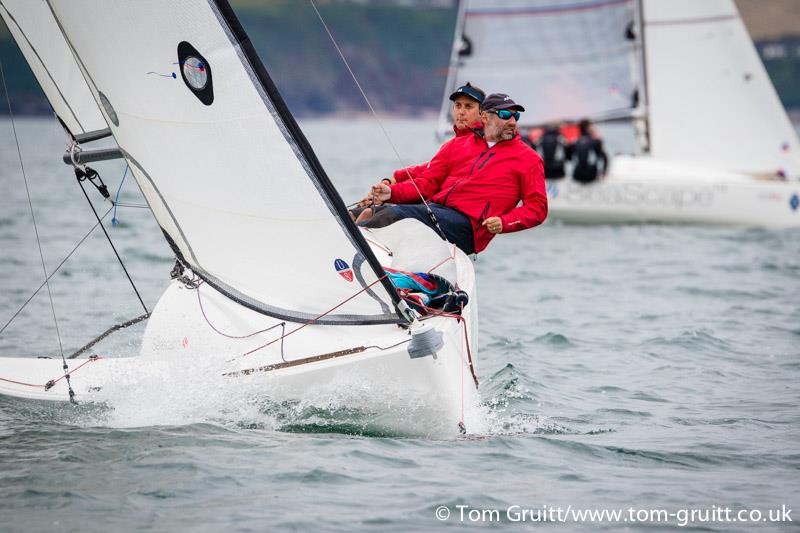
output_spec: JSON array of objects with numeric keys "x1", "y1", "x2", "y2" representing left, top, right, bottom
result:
[
  {"x1": 642, "y1": 0, "x2": 800, "y2": 177},
  {"x1": 438, "y1": 0, "x2": 800, "y2": 178},
  {"x1": 437, "y1": 0, "x2": 637, "y2": 137},
  {"x1": 0, "y1": 0, "x2": 403, "y2": 325}
]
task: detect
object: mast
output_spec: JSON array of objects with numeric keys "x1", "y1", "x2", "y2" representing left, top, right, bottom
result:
[
  {"x1": 634, "y1": 0, "x2": 651, "y2": 153},
  {"x1": 436, "y1": 0, "x2": 467, "y2": 141}
]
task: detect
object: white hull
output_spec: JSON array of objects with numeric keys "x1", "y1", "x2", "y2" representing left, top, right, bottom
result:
[
  {"x1": 0, "y1": 322, "x2": 476, "y2": 437},
  {"x1": 547, "y1": 156, "x2": 800, "y2": 227},
  {"x1": 0, "y1": 223, "x2": 481, "y2": 437}
]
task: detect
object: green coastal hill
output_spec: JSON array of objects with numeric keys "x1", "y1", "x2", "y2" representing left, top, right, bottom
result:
[
  {"x1": 0, "y1": 2, "x2": 457, "y2": 117},
  {"x1": 0, "y1": 1, "x2": 798, "y2": 118},
  {"x1": 230, "y1": 1, "x2": 457, "y2": 115}
]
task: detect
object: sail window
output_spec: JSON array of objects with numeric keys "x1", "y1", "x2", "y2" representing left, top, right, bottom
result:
[
  {"x1": 177, "y1": 41, "x2": 213, "y2": 105},
  {"x1": 98, "y1": 91, "x2": 119, "y2": 126},
  {"x1": 183, "y1": 57, "x2": 208, "y2": 90}
]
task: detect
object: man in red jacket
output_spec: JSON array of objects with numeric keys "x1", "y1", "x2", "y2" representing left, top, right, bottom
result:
[
  {"x1": 360, "y1": 93, "x2": 548, "y2": 255},
  {"x1": 351, "y1": 83, "x2": 486, "y2": 223},
  {"x1": 390, "y1": 82, "x2": 485, "y2": 185}
]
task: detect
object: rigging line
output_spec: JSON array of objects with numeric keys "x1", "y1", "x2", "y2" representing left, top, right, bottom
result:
[
  {"x1": 112, "y1": 202, "x2": 149, "y2": 209},
  {"x1": 75, "y1": 178, "x2": 149, "y2": 315},
  {"x1": 240, "y1": 273, "x2": 391, "y2": 358},
  {"x1": 363, "y1": 338, "x2": 411, "y2": 352},
  {"x1": 308, "y1": 0, "x2": 444, "y2": 234},
  {"x1": 45, "y1": 355, "x2": 102, "y2": 389},
  {"x1": 0, "y1": 206, "x2": 113, "y2": 338},
  {"x1": 195, "y1": 281, "x2": 287, "y2": 363},
  {"x1": 111, "y1": 164, "x2": 130, "y2": 225},
  {"x1": 0, "y1": 56, "x2": 75, "y2": 402},
  {"x1": 425, "y1": 244, "x2": 458, "y2": 275},
  {"x1": 0, "y1": 355, "x2": 101, "y2": 390},
  {"x1": 397, "y1": 294, "x2": 478, "y2": 388},
  {"x1": 67, "y1": 315, "x2": 149, "y2": 359},
  {"x1": 196, "y1": 282, "x2": 285, "y2": 339},
  {"x1": 308, "y1": 0, "x2": 411, "y2": 172},
  {"x1": 0, "y1": 59, "x2": 66, "y2": 360},
  {"x1": 195, "y1": 282, "x2": 287, "y2": 362},
  {"x1": 0, "y1": 375, "x2": 44, "y2": 388}
]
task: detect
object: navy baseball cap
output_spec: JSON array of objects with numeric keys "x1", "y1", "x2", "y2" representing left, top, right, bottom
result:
[
  {"x1": 481, "y1": 93, "x2": 525, "y2": 112},
  {"x1": 449, "y1": 83, "x2": 485, "y2": 104}
]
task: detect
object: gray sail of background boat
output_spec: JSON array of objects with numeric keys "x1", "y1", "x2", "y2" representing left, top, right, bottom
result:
[{"x1": 439, "y1": 0, "x2": 800, "y2": 227}]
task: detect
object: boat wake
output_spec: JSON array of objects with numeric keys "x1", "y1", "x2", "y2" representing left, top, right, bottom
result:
[
  {"x1": 0, "y1": 359, "x2": 555, "y2": 439},
  {"x1": 0, "y1": 357, "x2": 594, "y2": 439},
  {"x1": 475, "y1": 363, "x2": 572, "y2": 437},
  {"x1": 1, "y1": 343, "x2": 615, "y2": 439},
  {"x1": 0, "y1": 353, "x2": 482, "y2": 438}
]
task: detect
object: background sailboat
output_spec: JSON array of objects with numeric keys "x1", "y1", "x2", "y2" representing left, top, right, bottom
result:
[
  {"x1": 0, "y1": 0, "x2": 480, "y2": 436},
  {"x1": 439, "y1": 0, "x2": 800, "y2": 227}
]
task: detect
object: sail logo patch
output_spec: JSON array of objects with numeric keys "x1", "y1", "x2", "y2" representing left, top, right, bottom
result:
[
  {"x1": 790, "y1": 193, "x2": 799, "y2": 212},
  {"x1": 334, "y1": 258, "x2": 353, "y2": 282}
]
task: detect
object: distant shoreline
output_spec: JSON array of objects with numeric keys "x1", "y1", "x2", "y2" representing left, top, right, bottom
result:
[
  {"x1": 1, "y1": 108, "x2": 798, "y2": 129},
  {"x1": 0, "y1": 106, "x2": 444, "y2": 121}
]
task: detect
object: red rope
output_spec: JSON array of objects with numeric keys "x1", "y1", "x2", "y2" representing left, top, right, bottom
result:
[
  {"x1": 363, "y1": 234, "x2": 392, "y2": 255},
  {"x1": 458, "y1": 307, "x2": 479, "y2": 389},
  {"x1": 49, "y1": 356, "x2": 102, "y2": 386},
  {"x1": 241, "y1": 274, "x2": 391, "y2": 358},
  {"x1": 398, "y1": 295, "x2": 479, "y2": 389},
  {"x1": 0, "y1": 355, "x2": 102, "y2": 390},
  {"x1": 229, "y1": 256, "x2": 477, "y2": 391},
  {"x1": 196, "y1": 282, "x2": 284, "y2": 339},
  {"x1": 0, "y1": 376, "x2": 41, "y2": 388},
  {"x1": 425, "y1": 243, "x2": 457, "y2": 275},
  {"x1": 459, "y1": 338, "x2": 465, "y2": 429}
]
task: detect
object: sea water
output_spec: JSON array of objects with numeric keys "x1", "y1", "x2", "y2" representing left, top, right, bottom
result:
[{"x1": 0, "y1": 117, "x2": 798, "y2": 531}]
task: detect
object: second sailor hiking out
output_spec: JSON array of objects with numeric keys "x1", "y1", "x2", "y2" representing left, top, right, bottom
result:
[{"x1": 359, "y1": 93, "x2": 548, "y2": 255}]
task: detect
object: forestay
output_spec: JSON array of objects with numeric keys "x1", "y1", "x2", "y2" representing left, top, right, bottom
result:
[
  {"x1": 643, "y1": 0, "x2": 800, "y2": 178},
  {"x1": 1, "y1": 0, "x2": 403, "y2": 325},
  {"x1": 437, "y1": 0, "x2": 637, "y2": 136}
]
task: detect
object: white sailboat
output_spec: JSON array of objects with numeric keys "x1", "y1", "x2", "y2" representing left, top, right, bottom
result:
[
  {"x1": 439, "y1": 0, "x2": 800, "y2": 227},
  {"x1": 0, "y1": 1, "x2": 480, "y2": 436}
]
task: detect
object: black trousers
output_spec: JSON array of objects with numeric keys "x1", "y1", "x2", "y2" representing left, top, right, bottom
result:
[{"x1": 358, "y1": 203, "x2": 475, "y2": 255}]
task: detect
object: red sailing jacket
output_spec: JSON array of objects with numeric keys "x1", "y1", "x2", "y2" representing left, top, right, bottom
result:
[
  {"x1": 391, "y1": 122, "x2": 482, "y2": 183},
  {"x1": 389, "y1": 129, "x2": 548, "y2": 253}
]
